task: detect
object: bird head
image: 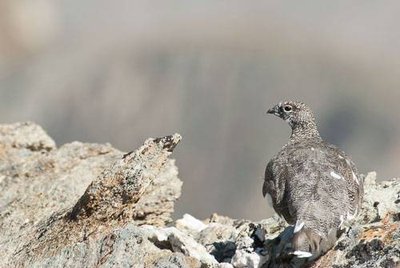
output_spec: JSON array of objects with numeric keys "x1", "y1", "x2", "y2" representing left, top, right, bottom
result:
[{"x1": 267, "y1": 101, "x2": 315, "y2": 128}]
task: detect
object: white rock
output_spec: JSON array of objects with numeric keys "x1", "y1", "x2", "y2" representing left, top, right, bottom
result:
[
  {"x1": 143, "y1": 225, "x2": 218, "y2": 265},
  {"x1": 231, "y1": 250, "x2": 267, "y2": 268},
  {"x1": 176, "y1": 213, "x2": 207, "y2": 233},
  {"x1": 218, "y1": 263, "x2": 234, "y2": 268}
]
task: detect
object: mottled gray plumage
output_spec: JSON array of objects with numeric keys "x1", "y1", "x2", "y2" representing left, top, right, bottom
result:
[{"x1": 263, "y1": 101, "x2": 363, "y2": 260}]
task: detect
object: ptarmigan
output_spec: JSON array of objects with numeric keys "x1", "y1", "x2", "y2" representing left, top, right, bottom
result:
[{"x1": 262, "y1": 101, "x2": 363, "y2": 260}]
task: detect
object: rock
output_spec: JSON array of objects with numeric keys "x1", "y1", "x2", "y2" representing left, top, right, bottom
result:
[
  {"x1": 0, "y1": 122, "x2": 186, "y2": 267},
  {"x1": 0, "y1": 122, "x2": 399, "y2": 268},
  {"x1": 143, "y1": 225, "x2": 218, "y2": 266},
  {"x1": 176, "y1": 213, "x2": 208, "y2": 234},
  {"x1": 0, "y1": 121, "x2": 56, "y2": 151}
]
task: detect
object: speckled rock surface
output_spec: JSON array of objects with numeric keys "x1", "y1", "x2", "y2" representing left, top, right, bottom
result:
[
  {"x1": 0, "y1": 122, "x2": 186, "y2": 267},
  {"x1": 0, "y1": 122, "x2": 399, "y2": 268}
]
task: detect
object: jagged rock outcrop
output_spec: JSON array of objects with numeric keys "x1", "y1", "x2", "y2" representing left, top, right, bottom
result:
[
  {"x1": 0, "y1": 122, "x2": 399, "y2": 267},
  {"x1": 0, "y1": 122, "x2": 185, "y2": 267}
]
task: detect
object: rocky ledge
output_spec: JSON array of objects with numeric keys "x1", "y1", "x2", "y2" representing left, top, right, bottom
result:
[{"x1": 0, "y1": 122, "x2": 399, "y2": 267}]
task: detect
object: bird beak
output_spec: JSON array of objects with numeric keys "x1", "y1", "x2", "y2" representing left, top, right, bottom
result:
[{"x1": 267, "y1": 105, "x2": 279, "y2": 115}]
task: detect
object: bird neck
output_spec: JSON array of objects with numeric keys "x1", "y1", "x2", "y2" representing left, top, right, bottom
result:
[{"x1": 289, "y1": 121, "x2": 321, "y2": 143}]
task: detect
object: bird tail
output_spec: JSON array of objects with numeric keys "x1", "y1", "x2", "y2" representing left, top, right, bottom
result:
[{"x1": 291, "y1": 226, "x2": 338, "y2": 260}]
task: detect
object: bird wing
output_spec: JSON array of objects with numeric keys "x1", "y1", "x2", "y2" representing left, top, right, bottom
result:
[
  {"x1": 285, "y1": 141, "x2": 362, "y2": 234},
  {"x1": 324, "y1": 142, "x2": 364, "y2": 215},
  {"x1": 262, "y1": 161, "x2": 274, "y2": 198},
  {"x1": 263, "y1": 158, "x2": 293, "y2": 222}
]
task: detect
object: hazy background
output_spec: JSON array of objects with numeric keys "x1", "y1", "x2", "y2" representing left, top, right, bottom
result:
[{"x1": 1, "y1": 0, "x2": 399, "y2": 221}]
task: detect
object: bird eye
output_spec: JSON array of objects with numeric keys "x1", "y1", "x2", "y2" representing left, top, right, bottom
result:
[{"x1": 284, "y1": 105, "x2": 292, "y2": 112}]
